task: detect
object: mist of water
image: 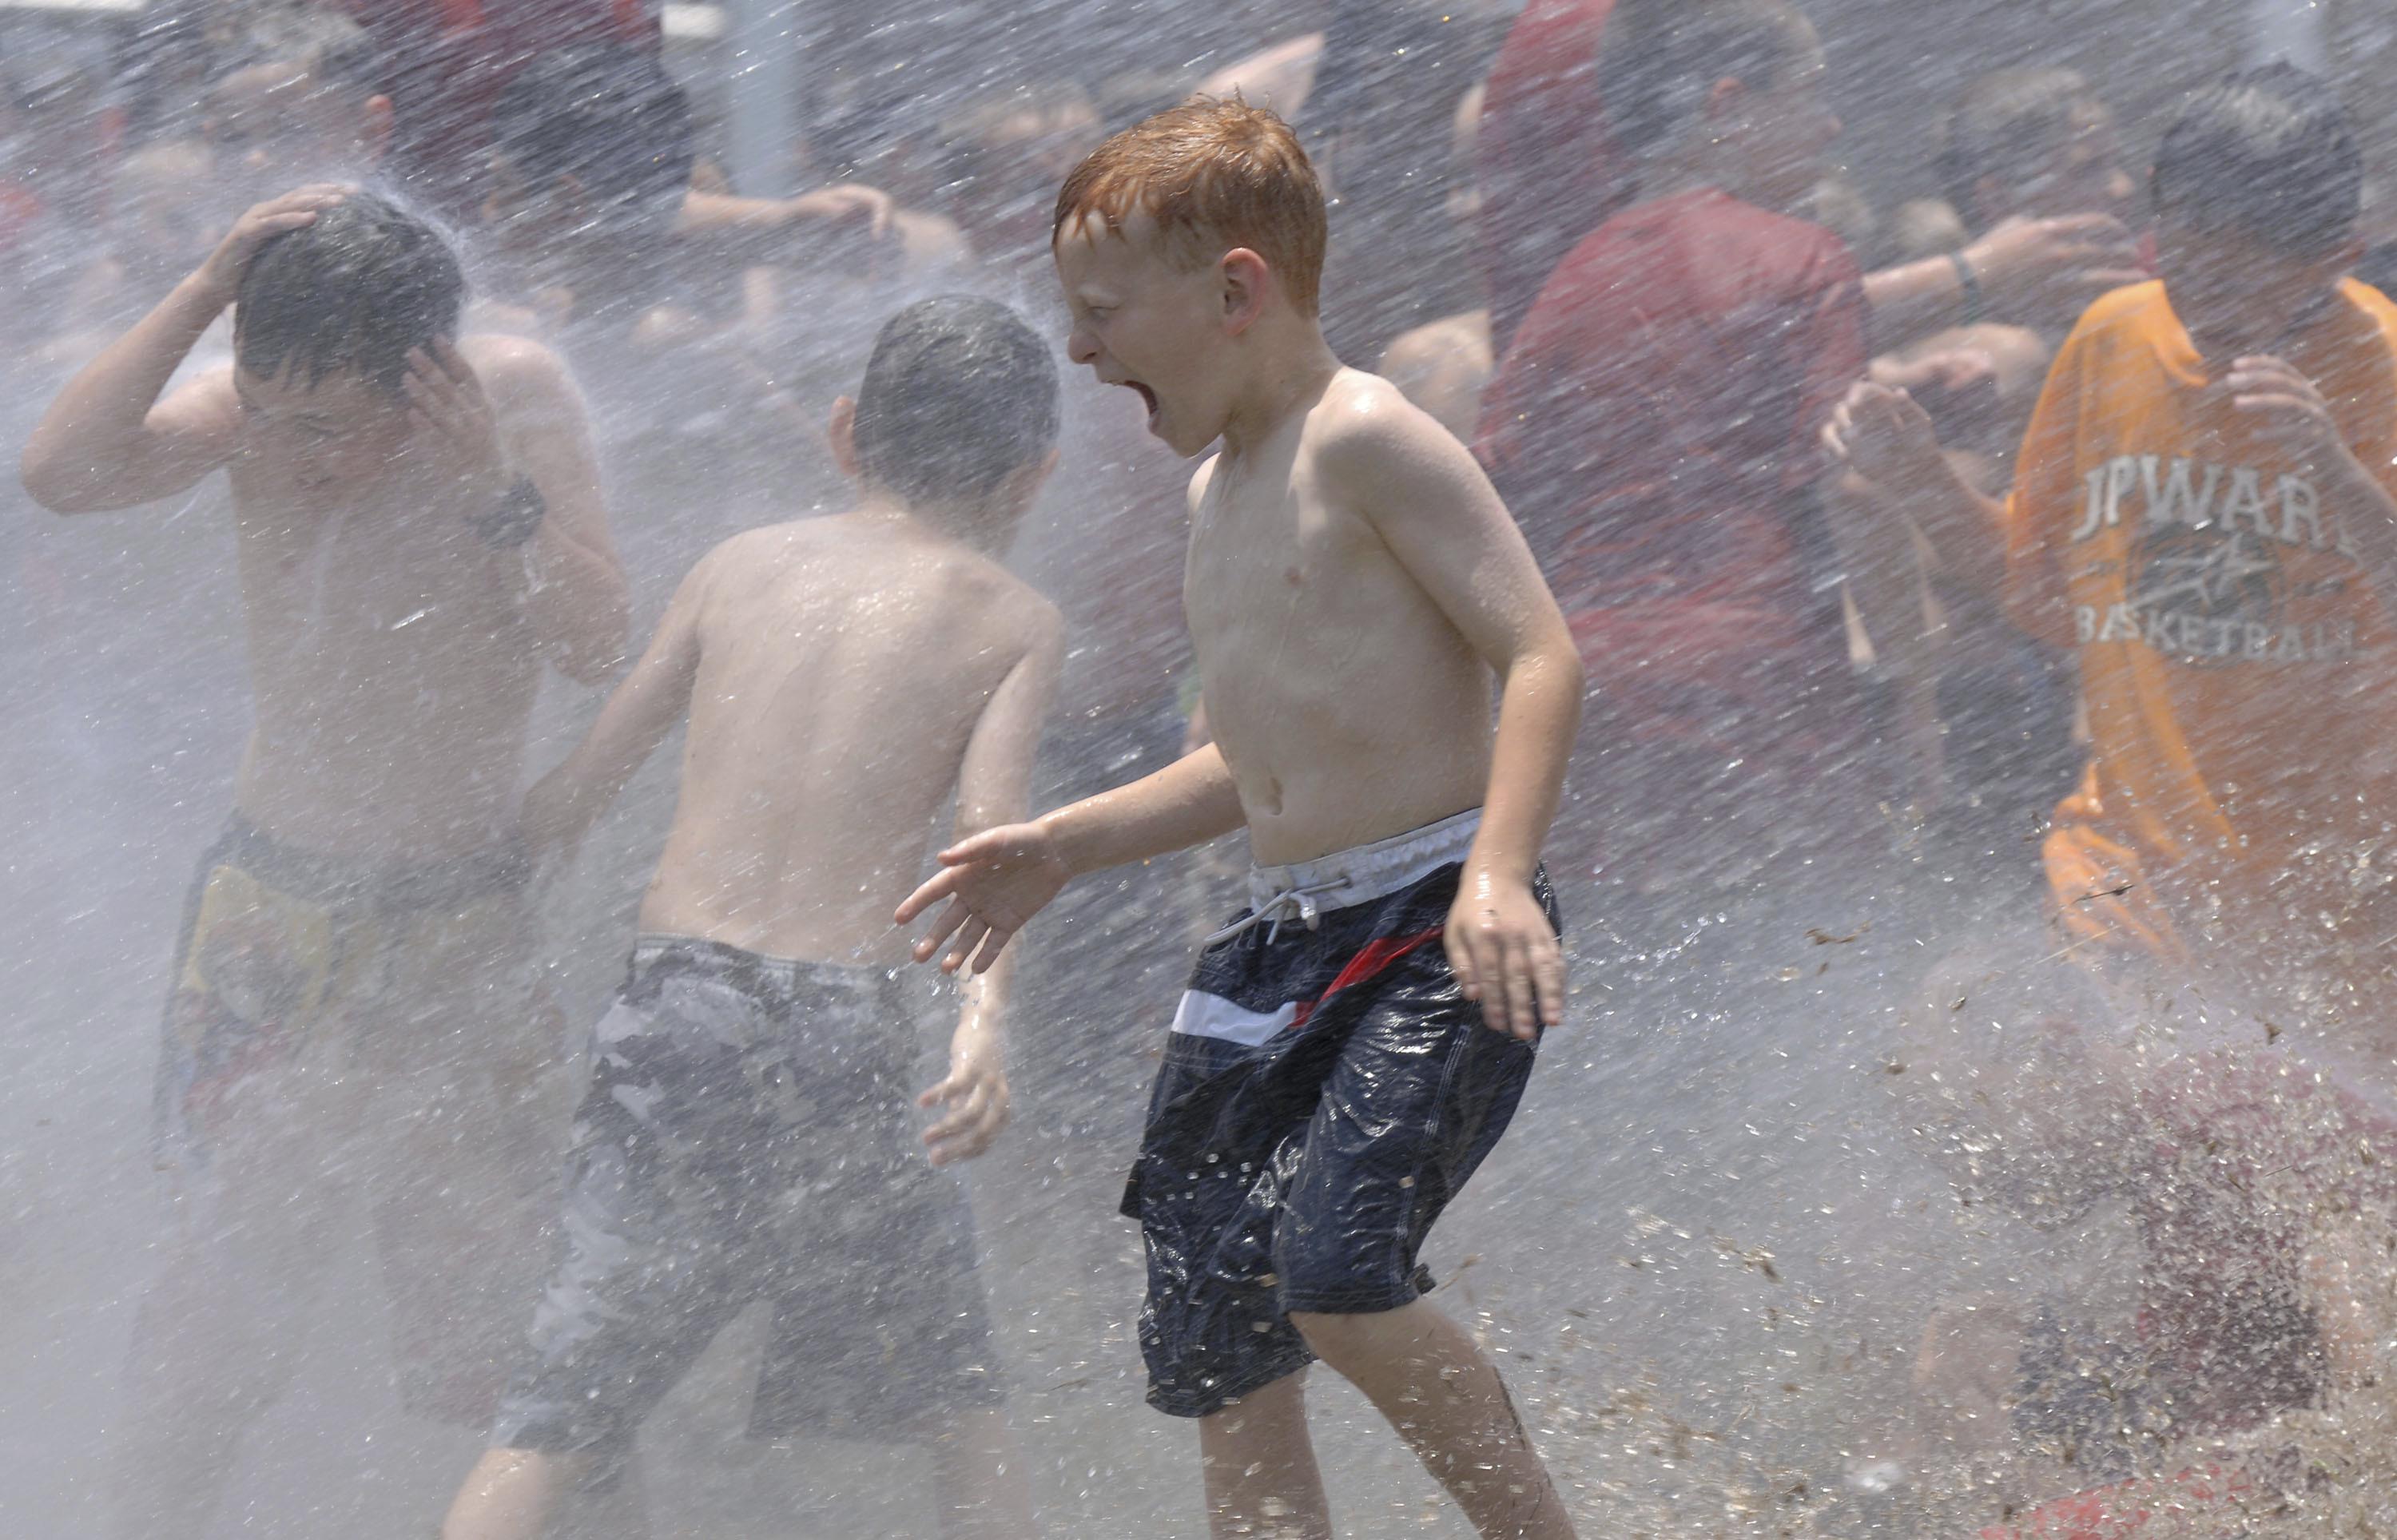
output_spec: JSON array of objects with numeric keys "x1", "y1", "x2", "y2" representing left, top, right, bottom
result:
[{"x1": 6, "y1": 2, "x2": 2397, "y2": 1538}]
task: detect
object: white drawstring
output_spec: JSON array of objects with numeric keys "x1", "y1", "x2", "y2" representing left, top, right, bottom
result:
[{"x1": 1203, "y1": 875, "x2": 1356, "y2": 947}]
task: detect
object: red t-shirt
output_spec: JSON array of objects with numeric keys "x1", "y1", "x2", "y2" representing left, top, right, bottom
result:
[
  {"x1": 1473, "y1": 0, "x2": 1631, "y2": 359},
  {"x1": 1477, "y1": 188, "x2": 1868, "y2": 782}
]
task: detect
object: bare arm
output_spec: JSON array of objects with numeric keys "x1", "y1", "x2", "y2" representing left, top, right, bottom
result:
[
  {"x1": 674, "y1": 185, "x2": 898, "y2": 279},
  {"x1": 519, "y1": 551, "x2": 710, "y2": 858},
  {"x1": 1823, "y1": 382, "x2": 2011, "y2": 607},
  {"x1": 896, "y1": 458, "x2": 1243, "y2": 975},
  {"x1": 919, "y1": 604, "x2": 1064, "y2": 1165},
  {"x1": 22, "y1": 187, "x2": 346, "y2": 514},
  {"x1": 896, "y1": 744, "x2": 1246, "y2": 974},
  {"x1": 471, "y1": 338, "x2": 631, "y2": 684},
  {"x1": 1862, "y1": 213, "x2": 2145, "y2": 351},
  {"x1": 1328, "y1": 385, "x2": 1582, "y2": 1036}
]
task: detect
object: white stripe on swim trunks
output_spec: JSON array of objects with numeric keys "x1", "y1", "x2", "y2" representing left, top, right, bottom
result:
[
  {"x1": 1174, "y1": 808, "x2": 1482, "y2": 1043},
  {"x1": 1170, "y1": 991, "x2": 1299, "y2": 1047}
]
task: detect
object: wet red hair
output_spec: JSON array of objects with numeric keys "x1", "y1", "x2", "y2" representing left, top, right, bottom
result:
[{"x1": 1052, "y1": 96, "x2": 1329, "y2": 316}]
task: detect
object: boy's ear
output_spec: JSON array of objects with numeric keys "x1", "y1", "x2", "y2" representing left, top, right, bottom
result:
[
  {"x1": 828, "y1": 394, "x2": 861, "y2": 478},
  {"x1": 1220, "y1": 248, "x2": 1270, "y2": 335}
]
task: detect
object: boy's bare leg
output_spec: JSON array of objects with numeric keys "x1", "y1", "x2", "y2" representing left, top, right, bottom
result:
[
  {"x1": 918, "y1": 1406, "x2": 1040, "y2": 1539},
  {"x1": 441, "y1": 1448, "x2": 646, "y2": 1540},
  {"x1": 1196, "y1": 1371, "x2": 1333, "y2": 1540},
  {"x1": 108, "y1": 1236, "x2": 329, "y2": 1539},
  {"x1": 1291, "y1": 1302, "x2": 1576, "y2": 1540}
]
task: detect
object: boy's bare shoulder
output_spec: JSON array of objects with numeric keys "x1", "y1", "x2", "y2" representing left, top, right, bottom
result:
[
  {"x1": 1310, "y1": 367, "x2": 1474, "y2": 490},
  {"x1": 459, "y1": 331, "x2": 581, "y2": 407},
  {"x1": 949, "y1": 541, "x2": 1064, "y2": 647}
]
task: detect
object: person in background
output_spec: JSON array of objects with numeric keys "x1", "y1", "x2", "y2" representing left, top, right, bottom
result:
[
  {"x1": 21, "y1": 187, "x2": 627, "y2": 1540},
  {"x1": 1832, "y1": 63, "x2": 2397, "y2": 1526},
  {"x1": 1827, "y1": 66, "x2": 2138, "y2": 867},
  {"x1": 1472, "y1": 0, "x2": 2148, "y2": 365},
  {"x1": 1376, "y1": 77, "x2": 1497, "y2": 442},
  {"x1": 1302, "y1": 0, "x2": 1499, "y2": 366},
  {"x1": 442, "y1": 295, "x2": 1058, "y2": 1540},
  {"x1": 1475, "y1": 0, "x2": 1870, "y2": 906}
]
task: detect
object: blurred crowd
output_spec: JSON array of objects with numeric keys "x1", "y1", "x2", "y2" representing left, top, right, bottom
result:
[{"x1": 10, "y1": 0, "x2": 2397, "y2": 1536}]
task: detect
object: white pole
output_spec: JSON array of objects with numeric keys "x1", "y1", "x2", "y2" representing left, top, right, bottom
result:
[
  {"x1": 2248, "y1": 0, "x2": 2329, "y2": 69},
  {"x1": 725, "y1": 0, "x2": 801, "y2": 197}
]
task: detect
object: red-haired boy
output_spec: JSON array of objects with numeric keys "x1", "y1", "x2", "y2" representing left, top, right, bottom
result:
[{"x1": 897, "y1": 99, "x2": 1584, "y2": 1539}]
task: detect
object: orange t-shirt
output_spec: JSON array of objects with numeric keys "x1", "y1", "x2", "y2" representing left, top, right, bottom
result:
[{"x1": 2002, "y1": 279, "x2": 2397, "y2": 977}]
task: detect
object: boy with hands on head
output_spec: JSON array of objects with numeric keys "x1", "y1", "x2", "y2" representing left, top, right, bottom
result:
[
  {"x1": 21, "y1": 184, "x2": 628, "y2": 1538},
  {"x1": 897, "y1": 97, "x2": 1582, "y2": 1540}
]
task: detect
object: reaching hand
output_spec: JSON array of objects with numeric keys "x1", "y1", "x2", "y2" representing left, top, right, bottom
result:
[
  {"x1": 403, "y1": 339, "x2": 518, "y2": 517},
  {"x1": 793, "y1": 181, "x2": 897, "y2": 243},
  {"x1": 1961, "y1": 212, "x2": 2149, "y2": 321},
  {"x1": 195, "y1": 185, "x2": 349, "y2": 308},
  {"x1": 1445, "y1": 870, "x2": 1564, "y2": 1041},
  {"x1": 789, "y1": 182, "x2": 901, "y2": 278},
  {"x1": 1822, "y1": 379, "x2": 1946, "y2": 488},
  {"x1": 919, "y1": 1036, "x2": 1012, "y2": 1166},
  {"x1": 894, "y1": 821, "x2": 1072, "y2": 974},
  {"x1": 2225, "y1": 354, "x2": 2351, "y2": 472}
]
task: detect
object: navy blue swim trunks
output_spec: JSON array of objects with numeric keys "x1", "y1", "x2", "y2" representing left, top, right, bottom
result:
[
  {"x1": 1123, "y1": 809, "x2": 1556, "y2": 1419},
  {"x1": 489, "y1": 937, "x2": 1004, "y2": 1462}
]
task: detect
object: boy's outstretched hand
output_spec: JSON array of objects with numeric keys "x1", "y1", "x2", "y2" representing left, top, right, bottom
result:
[
  {"x1": 895, "y1": 821, "x2": 1072, "y2": 974},
  {"x1": 919, "y1": 1031, "x2": 1012, "y2": 1167},
  {"x1": 1446, "y1": 869, "x2": 1564, "y2": 1042}
]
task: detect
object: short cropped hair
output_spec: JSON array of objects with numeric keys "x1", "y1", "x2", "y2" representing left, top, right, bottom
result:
[
  {"x1": 1937, "y1": 67, "x2": 2099, "y2": 223},
  {"x1": 1052, "y1": 96, "x2": 1329, "y2": 316},
  {"x1": 209, "y1": 6, "x2": 385, "y2": 100},
  {"x1": 234, "y1": 192, "x2": 463, "y2": 394},
  {"x1": 492, "y1": 46, "x2": 695, "y2": 234},
  {"x1": 852, "y1": 296, "x2": 1060, "y2": 518},
  {"x1": 1596, "y1": 0, "x2": 1817, "y2": 159},
  {"x1": 2152, "y1": 63, "x2": 2360, "y2": 260}
]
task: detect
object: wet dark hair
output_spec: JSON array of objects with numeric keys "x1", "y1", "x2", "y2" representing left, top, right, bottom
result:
[
  {"x1": 208, "y1": 6, "x2": 385, "y2": 101},
  {"x1": 234, "y1": 192, "x2": 463, "y2": 394},
  {"x1": 492, "y1": 46, "x2": 695, "y2": 234},
  {"x1": 852, "y1": 296, "x2": 1059, "y2": 521},
  {"x1": 1597, "y1": 0, "x2": 1817, "y2": 159},
  {"x1": 2152, "y1": 62, "x2": 2360, "y2": 260},
  {"x1": 1937, "y1": 67, "x2": 2099, "y2": 226}
]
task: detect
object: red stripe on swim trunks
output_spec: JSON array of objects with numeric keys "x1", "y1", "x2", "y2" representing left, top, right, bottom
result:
[{"x1": 1290, "y1": 927, "x2": 1445, "y2": 1031}]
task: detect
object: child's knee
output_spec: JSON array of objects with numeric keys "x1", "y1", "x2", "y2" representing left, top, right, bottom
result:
[{"x1": 1286, "y1": 1307, "x2": 1385, "y2": 1369}]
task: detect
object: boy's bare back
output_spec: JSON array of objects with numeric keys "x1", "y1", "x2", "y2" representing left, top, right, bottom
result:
[{"x1": 638, "y1": 512, "x2": 1061, "y2": 963}]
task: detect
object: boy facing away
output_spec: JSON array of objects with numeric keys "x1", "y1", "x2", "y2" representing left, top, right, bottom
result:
[
  {"x1": 18, "y1": 188, "x2": 627, "y2": 1539},
  {"x1": 896, "y1": 101, "x2": 1585, "y2": 1540},
  {"x1": 441, "y1": 296, "x2": 1063, "y2": 1540}
]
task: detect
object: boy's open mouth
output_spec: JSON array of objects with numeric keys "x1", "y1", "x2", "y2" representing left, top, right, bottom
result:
[{"x1": 1125, "y1": 380, "x2": 1159, "y2": 423}]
